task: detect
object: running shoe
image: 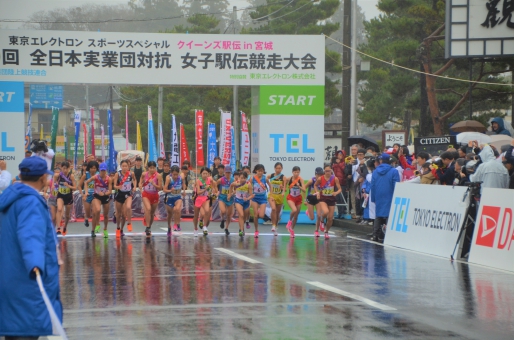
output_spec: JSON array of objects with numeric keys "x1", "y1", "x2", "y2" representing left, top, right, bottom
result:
[
  {"x1": 145, "y1": 227, "x2": 151, "y2": 237},
  {"x1": 290, "y1": 228, "x2": 295, "y2": 238},
  {"x1": 254, "y1": 231, "x2": 259, "y2": 238},
  {"x1": 220, "y1": 219, "x2": 225, "y2": 229},
  {"x1": 319, "y1": 221, "x2": 325, "y2": 232},
  {"x1": 271, "y1": 226, "x2": 276, "y2": 234},
  {"x1": 194, "y1": 229, "x2": 198, "y2": 237},
  {"x1": 103, "y1": 230, "x2": 108, "y2": 238},
  {"x1": 56, "y1": 228, "x2": 61, "y2": 236},
  {"x1": 314, "y1": 231, "x2": 319, "y2": 237},
  {"x1": 167, "y1": 228, "x2": 171, "y2": 237},
  {"x1": 113, "y1": 214, "x2": 116, "y2": 224},
  {"x1": 120, "y1": 229, "x2": 125, "y2": 237},
  {"x1": 324, "y1": 232, "x2": 330, "y2": 239},
  {"x1": 62, "y1": 228, "x2": 67, "y2": 236},
  {"x1": 286, "y1": 221, "x2": 292, "y2": 233},
  {"x1": 239, "y1": 230, "x2": 244, "y2": 237},
  {"x1": 199, "y1": 220, "x2": 204, "y2": 228},
  {"x1": 245, "y1": 221, "x2": 250, "y2": 229},
  {"x1": 116, "y1": 228, "x2": 121, "y2": 238},
  {"x1": 202, "y1": 226, "x2": 208, "y2": 236},
  {"x1": 177, "y1": 224, "x2": 181, "y2": 231},
  {"x1": 91, "y1": 230, "x2": 96, "y2": 238},
  {"x1": 225, "y1": 228, "x2": 230, "y2": 236},
  {"x1": 173, "y1": 224, "x2": 178, "y2": 232},
  {"x1": 84, "y1": 219, "x2": 89, "y2": 227},
  {"x1": 127, "y1": 223, "x2": 133, "y2": 232},
  {"x1": 94, "y1": 225, "x2": 101, "y2": 233}
]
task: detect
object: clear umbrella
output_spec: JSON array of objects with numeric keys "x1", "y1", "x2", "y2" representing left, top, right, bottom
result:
[{"x1": 456, "y1": 132, "x2": 491, "y2": 145}]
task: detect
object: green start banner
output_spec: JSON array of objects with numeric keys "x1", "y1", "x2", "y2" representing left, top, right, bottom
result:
[{"x1": 258, "y1": 85, "x2": 324, "y2": 115}]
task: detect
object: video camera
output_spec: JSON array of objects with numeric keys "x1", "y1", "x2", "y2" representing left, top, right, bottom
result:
[{"x1": 30, "y1": 139, "x2": 48, "y2": 154}]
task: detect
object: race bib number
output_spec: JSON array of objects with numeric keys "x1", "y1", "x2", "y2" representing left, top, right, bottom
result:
[
  {"x1": 59, "y1": 186, "x2": 71, "y2": 194},
  {"x1": 221, "y1": 187, "x2": 230, "y2": 195},
  {"x1": 290, "y1": 187, "x2": 301, "y2": 197},
  {"x1": 321, "y1": 187, "x2": 334, "y2": 196},
  {"x1": 121, "y1": 182, "x2": 132, "y2": 191}
]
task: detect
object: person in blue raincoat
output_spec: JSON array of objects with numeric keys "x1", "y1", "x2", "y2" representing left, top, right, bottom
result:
[
  {"x1": 0, "y1": 157, "x2": 63, "y2": 340},
  {"x1": 490, "y1": 117, "x2": 512, "y2": 136},
  {"x1": 370, "y1": 153, "x2": 401, "y2": 242}
]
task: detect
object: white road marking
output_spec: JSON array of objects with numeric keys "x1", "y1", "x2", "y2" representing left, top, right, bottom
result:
[
  {"x1": 214, "y1": 248, "x2": 262, "y2": 264},
  {"x1": 306, "y1": 281, "x2": 397, "y2": 311},
  {"x1": 58, "y1": 231, "x2": 335, "y2": 238}
]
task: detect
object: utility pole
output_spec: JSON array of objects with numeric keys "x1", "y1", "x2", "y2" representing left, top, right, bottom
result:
[
  {"x1": 233, "y1": 5, "x2": 240, "y2": 166},
  {"x1": 158, "y1": 86, "x2": 163, "y2": 126},
  {"x1": 350, "y1": 0, "x2": 358, "y2": 136},
  {"x1": 86, "y1": 85, "x2": 90, "y2": 154},
  {"x1": 341, "y1": 0, "x2": 352, "y2": 151}
]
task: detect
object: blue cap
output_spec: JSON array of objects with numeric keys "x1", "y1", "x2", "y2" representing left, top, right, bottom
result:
[
  {"x1": 378, "y1": 153, "x2": 390, "y2": 162},
  {"x1": 99, "y1": 162, "x2": 108, "y2": 171},
  {"x1": 315, "y1": 167, "x2": 324, "y2": 175},
  {"x1": 224, "y1": 166, "x2": 232, "y2": 173},
  {"x1": 18, "y1": 157, "x2": 53, "y2": 176}
]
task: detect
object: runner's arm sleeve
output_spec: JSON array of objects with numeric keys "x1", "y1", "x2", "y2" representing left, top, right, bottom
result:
[{"x1": 16, "y1": 199, "x2": 46, "y2": 278}]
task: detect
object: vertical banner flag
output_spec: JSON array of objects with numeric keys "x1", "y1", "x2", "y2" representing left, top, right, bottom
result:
[
  {"x1": 100, "y1": 124, "x2": 105, "y2": 162},
  {"x1": 73, "y1": 110, "x2": 80, "y2": 168},
  {"x1": 108, "y1": 109, "x2": 116, "y2": 172},
  {"x1": 207, "y1": 123, "x2": 218, "y2": 168},
  {"x1": 82, "y1": 123, "x2": 87, "y2": 162},
  {"x1": 158, "y1": 123, "x2": 166, "y2": 158},
  {"x1": 50, "y1": 107, "x2": 59, "y2": 170},
  {"x1": 171, "y1": 115, "x2": 179, "y2": 166},
  {"x1": 240, "y1": 111, "x2": 250, "y2": 167},
  {"x1": 230, "y1": 126, "x2": 236, "y2": 171},
  {"x1": 180, "y1": 123, "x2": 190, "y2": 166},
  {"x1": 219, "y1": 111, "x2": 232, "y2": 166},
  {"x1": 63, "y1": 127, "x2": 68, "y2": 161},
  {"x1": 136, "y1": 121, "x2": 143, "y2": 151},
  {"x1": 125, "y1": 105, "x2": 129, "y2": 150},
  {"x1": 40, "y1": 124, "x2": 43, "y2": 140},
  {"x1": 195, "y1": 110, "x2": 205, "y2": 166},
  {"x1": 25, "y1": 103, "x2": 32, "y2": 152},
  {"x1": 147, "y1": 106, "x2": 158, "y2": 162},
  {"x1": 90, "y1": 107, "x2": 95, "y2": 157}
]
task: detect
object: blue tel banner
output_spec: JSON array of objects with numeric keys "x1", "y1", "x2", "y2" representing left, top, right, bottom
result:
[
  {"x1": 207, "y1": 123, "x2": 217, "y2": 168},
  {"x1": 0, "y1": 81, "x2": 25, "y2": 175},
  {"x1": 108, "y1": 109, "x2": 116, "y2": 172},
  {"x1": 230, "y1": 126, "x2": 236, "y2": 172}
]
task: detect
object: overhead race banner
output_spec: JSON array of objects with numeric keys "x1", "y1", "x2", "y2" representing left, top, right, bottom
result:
[
  {"x1": 0, "y1": 30, "x2": 324, "y2": 86},
  {"x1": 468, "y1": 188, "x2": 514, "y2": 273},
  {"x1": 384, "y1": 184, "x2": 469, "y2": 258},
  {"x1": 0, "y1": 81, "x2": 24, "y2": 174}
]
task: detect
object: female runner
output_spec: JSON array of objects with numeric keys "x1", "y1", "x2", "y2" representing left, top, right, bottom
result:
[
  {"x1": 113, "y1": 160, "x2": 137, "y2": 237},
  {"x1": 251, "y1": 164, "x2": 267, "y2": 238},
  {"x1": 163, "y1": 165, "x2": 185, "y2": 236},
  {"x1": 78, "y1": 161, "x2": 98, "y2": 228},
  {"x1": 217, "y1": 166, "x2": 235, "y2": 236},
  {"x1": 55, "y1": 161, "x2": 77, "y2": 236},
  {"x1": 193, "y1": 167, "x2": 216, "y2": 237},
  {"x1": 305, "y1": 167, "x2": 324, "y2": 237},
  {"x1": 139, "y1": 161, "x2": 163, "y2": 237},
  {"x1": 231, "y1": 171, "x2": 254, "y2": 237},
  {"x1": 85, "y1": 162, "x2": 112, "y2": 238},
  {"x1": 47, "y1": 167, "x2": 60, "y2": 226},
  {"x1": 285, "y1": 166, "x2": 305, "y2": 238},
  {"x1": 314, "y1": 164, "x2": 342, "y2": 239},
  {"x1": 267, "y1": 162, "x2": 286, "y2": 236}
]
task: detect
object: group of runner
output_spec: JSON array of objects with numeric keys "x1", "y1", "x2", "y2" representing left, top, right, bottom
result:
[{"x1": 45, "y1": 160, "x2": 343, "y2": 240}]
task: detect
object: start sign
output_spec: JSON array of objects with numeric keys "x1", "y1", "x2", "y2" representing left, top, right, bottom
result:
[{"x1": 0, "y1": 81, "x2": 25, "y2": 174}]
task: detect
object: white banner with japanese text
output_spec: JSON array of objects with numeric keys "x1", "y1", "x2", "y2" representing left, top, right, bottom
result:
[{"x1": 0, "y1": 30, "x2": 324, "y2": 86}]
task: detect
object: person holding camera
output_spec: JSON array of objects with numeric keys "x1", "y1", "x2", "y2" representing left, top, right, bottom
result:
[
  {"x1": 431, "y1": 151, "x2": 455, "y2": 186},
  {"x1": 0, "y1": 160, "x2": 12, "y2": 194},
  {"x1": 470, "y1": 145, "x2": 509, "y2": 189},
  {"x1": 30, "y1": 139, "x2": 55, "y2": 172}
]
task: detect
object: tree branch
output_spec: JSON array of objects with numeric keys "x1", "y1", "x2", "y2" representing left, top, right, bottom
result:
[
  {"x1": 424, "y1": 24, "x2": 445, "y2": 41},
  {"x1": 435, "y1": 88, "x2": 464, "y2": 97},
  {"x1": 474, "y1": 87, "x2": 514, "y2": 95},
  {"x1": 434, "y1": 59, "x2": 455, "y2": 75}
]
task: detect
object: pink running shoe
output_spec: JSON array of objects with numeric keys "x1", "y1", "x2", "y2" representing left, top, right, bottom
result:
[
  {"x1": 286, "y1": 221, "x2": 292, "y2": 232},
  {"x1": 324, "y1": 232, "x2": 330, "y2": 239},
  {"x1": 314, "y1": 231, "x2": 319, "y2": 237},
  {"x1": 320, "y1": 222, "x2": 325, "y2": 232},
  {"x1": 254, "y1": 231, "x2": 259, "y2": 238},
  {"x1": 173, "y1": 224, "x2": 178, "y2": 231},
  {"x1": 290, "y1": 228, "x2": 295, "y2": 238}
]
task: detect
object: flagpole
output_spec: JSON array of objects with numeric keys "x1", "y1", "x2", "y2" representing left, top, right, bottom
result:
[
  {"x1": 195, "y1": 110, "x2": 198, "y2": 176},
  {"x1": 179, "y1": 122, "x2": 182, "y2": 166},
  {"x1": 125, "y1": 105, "x2": 129, "y2": 150}
]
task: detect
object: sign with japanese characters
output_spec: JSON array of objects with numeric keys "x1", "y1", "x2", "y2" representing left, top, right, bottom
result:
[
  {"x1": 446, "y1": 0, "x2": 514, "y2": 58},
  {"x1": 382, "y1": 130, "x2": 407, "y2": 149},
  {"x1": 0, "y1": 30, "x2": 324, "y2": 86},
  {"x1": 29, "y1": 84, "x2": 63, "y2": 109}
]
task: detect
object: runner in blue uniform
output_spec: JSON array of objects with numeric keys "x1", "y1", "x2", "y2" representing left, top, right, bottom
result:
[
  {"x1": 163, "y1": 165, "x2": 186, "y2": 236},
  {"x1": 251, "y1": 164, "x2": 267, "y2": 238}
]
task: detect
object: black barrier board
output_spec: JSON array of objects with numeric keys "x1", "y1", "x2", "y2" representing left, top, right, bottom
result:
[{"x1": 414, "y1": 135, "x2": 457, "y2": 156}]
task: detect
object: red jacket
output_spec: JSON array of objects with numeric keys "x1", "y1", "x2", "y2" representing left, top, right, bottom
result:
[{"x1": 332, "y1": 161, "x2": 347, "y2": 186}]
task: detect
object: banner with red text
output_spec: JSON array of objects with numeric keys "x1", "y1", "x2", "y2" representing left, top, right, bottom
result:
[
  {"x1": 241, "y1": 111, "x2": 250, "y2": 167},
  {"x1": 219, "y1": 111, "x2": 232, "y2": 166},
  {"x1": 180, "y1": 123, "x2": 190, "y2": 166},
  {"x1": 195, "y1": 110, "x2": 205, "y2": 166}
]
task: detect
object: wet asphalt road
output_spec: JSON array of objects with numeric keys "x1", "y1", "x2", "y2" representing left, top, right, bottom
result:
[{"x1": 30, "y1": 220, "x2": 514, "y2": 339}]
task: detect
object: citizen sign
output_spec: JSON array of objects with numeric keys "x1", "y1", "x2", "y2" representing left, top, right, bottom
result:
[{"x1": 475, "y1": 205, "x2": 513, "y2": 250}]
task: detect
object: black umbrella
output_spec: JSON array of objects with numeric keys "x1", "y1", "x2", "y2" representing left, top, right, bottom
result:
[{"x1": 348, "y1": 135, "x2": 379, "y2": 150}]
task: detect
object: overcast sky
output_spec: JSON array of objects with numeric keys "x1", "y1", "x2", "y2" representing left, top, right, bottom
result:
[{"x1": 0, "y1": 0, "x2": 381, "y2": 30}]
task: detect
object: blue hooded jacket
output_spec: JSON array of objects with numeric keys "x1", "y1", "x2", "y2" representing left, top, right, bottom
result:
[
  {"x1": 370, "y1": 163, "x2": 401, "y2": 218},
  {"x1": 491, "y1": 117, "x2": 512, "y2": 136},
  {"x1": 0, "y1": 184, "x2": 62, "y2": 337}
]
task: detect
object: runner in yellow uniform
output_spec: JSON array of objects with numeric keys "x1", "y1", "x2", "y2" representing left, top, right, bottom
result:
[{"x1": 267, "y1": 162, "x2": 286, "y2": 236}]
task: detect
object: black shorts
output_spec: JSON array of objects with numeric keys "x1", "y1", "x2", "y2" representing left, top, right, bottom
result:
[
  {"x1": 306, "y1": 194, "x2": 319, "y2": 206},
  {"x1": 114, "y1": 191, "x2": 132, "y2": 204},
  {"x1": 319, "y1": 196, "x2": 336, "y2": 207},
  {"x1": 94, "y1": 194, "x2": 110, "y2": 205},
  {"x1": 57, "y1": 193, "x2": 73, "y2": 206}
]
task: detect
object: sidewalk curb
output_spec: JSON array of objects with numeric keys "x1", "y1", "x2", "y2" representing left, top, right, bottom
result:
[{"x1": 332, "y1": 218, "x2": 373, "y2": 234}]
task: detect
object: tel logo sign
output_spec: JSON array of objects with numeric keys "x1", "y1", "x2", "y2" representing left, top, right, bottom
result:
[
  {"x1": 390, "y1": 197, "x2": 410, "y2": 233},
  {"x1": 269, "y1": 134, "x2": 314, "y2": 154},
  {"x1": 476, "y1": 206, "x2": 513, "y2": 250}
]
